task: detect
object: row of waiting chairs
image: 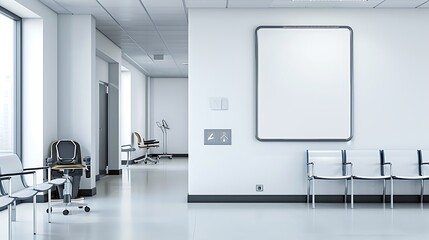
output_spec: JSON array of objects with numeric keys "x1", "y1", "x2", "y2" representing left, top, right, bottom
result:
[
  {"x1": 0, "y1": 140, "x2": 90, "y2": 240},
  {"x1": 0, "y1": 154, "x2": 66, "y2": 240},
  {"x1": 307, "y1": 150, "x2": 429, "y2": 209}
]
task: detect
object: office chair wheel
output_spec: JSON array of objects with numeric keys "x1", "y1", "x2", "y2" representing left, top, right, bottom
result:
[
  {"x1": 63, "y1": 209, "x2": 69, "y2": 215},
  {"x1": 46, "y1": 207, "x2": 52, "y2": 213},
  {"x1": 169, "y1": 156, "x2": 173, "y2": 159},
  {"x1": 144, "y1": 161, "x2": 147, "y2": 164},
  {"x1": 84, "y1": 206, "x2": 90, "y2": 212}
]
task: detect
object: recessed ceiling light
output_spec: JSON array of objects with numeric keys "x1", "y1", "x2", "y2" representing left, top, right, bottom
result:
[{"x1": 153, "y1": 54, "x2": 164, "y2": 61}]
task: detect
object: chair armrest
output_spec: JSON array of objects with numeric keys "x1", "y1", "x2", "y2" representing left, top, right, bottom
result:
[
  {"x1": 307, "y1": 162, "x2": 314, "y2": 178},
  {"x1": 344, "y1": 162, "x2": 353, "y2": 176},
  {"x1": 421, "y1": 162, "x2": 429, "y2": 165},
  {"x1": 0, "y1": 176, "x2": 12, "y2": 196},
  {"x1": 121, "y1": 144, "x2": 132, "y2": 148},
  {"x1": 23, "y1": 166, "x2": 49, "y2": 171},
  {"x1": 382, "y1": 162, "x2": 392, "y2": 176},
  {"x1": 0, "y1": 176, "x2": 11, "y2": 181},
  {"x1": 0, "y1": 171, "x2": 36, "y2": 177}
]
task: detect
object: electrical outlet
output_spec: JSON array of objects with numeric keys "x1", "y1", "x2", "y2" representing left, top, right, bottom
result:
[{"x1": 256, "y1": 184, "x2": 264, "y2": 192}]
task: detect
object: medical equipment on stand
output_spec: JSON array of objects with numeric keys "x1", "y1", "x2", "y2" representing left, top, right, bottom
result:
[{"x1": 156, "y1": 120, "x2": 173, "y2": 160}]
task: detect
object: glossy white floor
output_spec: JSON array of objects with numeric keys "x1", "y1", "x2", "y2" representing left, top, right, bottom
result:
[{"x1": 2, "y1": 157, "x2": 429, "y2": 240}]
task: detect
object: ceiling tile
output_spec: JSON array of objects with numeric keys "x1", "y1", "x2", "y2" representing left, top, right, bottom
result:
[
  {"x1": 140, "y1": 0, "x2": 184, "y2": 8},
  {"x1": 55, "y1": 0, "x2": 100, "y2": 8},
  {"x1": 185, "y1": 0, "x2": 227, "y2": 8},
  {"x1": 272, "y1": 0, "x2": 384, "y2": 8},
  {"x1": 228, "y1": 0, "x2": 272, "y2": 8},
  {"x1": 98, "y1": 0, "x2": 142, "y2": 8},
  {"x1": 39, "y1": 0, "x2": 72, "y2": 13}
]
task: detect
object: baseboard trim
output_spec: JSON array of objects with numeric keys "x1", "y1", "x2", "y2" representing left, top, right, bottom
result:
[
  {"x1": 187, "y1": 195, "x2": 429, "y2": 203},
  {"x1": 152, "y1": 153, "x2": 188, "y2": 158},
  {"x1": 121, "y1": 154, "x2": 188, "y2": 165},
  {"x1": 79, "y1": 187, "x2": 97, "y2": 197},
  {"x1": 108, "y1": 169, "x2": 122, "y2": 175},
  {"x1": 121, "y1": 160, "x2": 136, "y2": 165}
]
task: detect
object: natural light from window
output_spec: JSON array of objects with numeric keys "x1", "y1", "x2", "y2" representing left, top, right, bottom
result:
[{"x1": 0, "y1": 13, "x2": 15, "y2": 153}]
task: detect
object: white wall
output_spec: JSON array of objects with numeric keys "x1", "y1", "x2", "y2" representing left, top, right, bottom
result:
[
  {"x1": 150, "y1": 78, "x2": 188, "y2": 155},
  {"x1": 97, "y1": 56, "x2": 109, "y2": 84},
  {"x1": 58, "y1": 15, "x2": 96, "y2": 190},
  {"x1": 189, "y1": 9, "x2": 429, "y2": 196},
  {"x1": 122, "y1": 60, "x2": 147, "y2": 160}
]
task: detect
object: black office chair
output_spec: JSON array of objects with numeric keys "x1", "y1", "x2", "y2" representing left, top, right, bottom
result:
[{"x1": 47, "y1": 139, "x2": 90, "y2": 215}]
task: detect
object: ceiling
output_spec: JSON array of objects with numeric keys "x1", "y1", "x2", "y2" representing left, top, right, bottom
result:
[{"x1": 39, "y1": 0, "x2": 429, "y2": 78}]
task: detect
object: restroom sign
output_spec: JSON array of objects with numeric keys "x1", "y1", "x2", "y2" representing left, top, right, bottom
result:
[{"x1": 204, "y1": 129, "x2": 232, "y2": 145}]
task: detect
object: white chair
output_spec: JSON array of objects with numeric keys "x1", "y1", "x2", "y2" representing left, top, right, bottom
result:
[
  {"x1": 0, "y1": 176, "x2": 15, "y2": 240},
  {"x1": 417, "y1": 150, "x2": 429, "y2": 202},
  {"x1": 382, "y1": 150, "x2": 429, "y2": 208},
  {"x1": 345, "y1": 150, "x2": 391, "y2": 206},
  {"x1": 306, "y1": 150, "x2": 353, "y2": 208},
  {"x1": 0, "y1": 154, "x2": 65, "y2": 234}
]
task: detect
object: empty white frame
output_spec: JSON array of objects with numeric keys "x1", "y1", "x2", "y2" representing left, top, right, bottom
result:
[{"x1": 256, "y1": 26, "x2": 353, "y2": 141}]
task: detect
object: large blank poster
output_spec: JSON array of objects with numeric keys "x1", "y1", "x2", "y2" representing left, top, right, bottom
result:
[{"x1": 256, "y1": 26, "x2": 352, "y2": 141}]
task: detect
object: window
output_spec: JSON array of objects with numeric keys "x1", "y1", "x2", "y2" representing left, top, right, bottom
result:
[{"x1": 0, "y1": 7, "x2": 21, "y2": 155}]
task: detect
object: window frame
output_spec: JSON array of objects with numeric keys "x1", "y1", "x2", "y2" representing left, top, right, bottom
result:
[{"x1": 0, "y1": 6, "x2": 22, "y2": 157}]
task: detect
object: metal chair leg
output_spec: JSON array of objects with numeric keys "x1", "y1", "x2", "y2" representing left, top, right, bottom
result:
[
  {"x1": 344, "y1": 179, "x2": 348, "y2": 204},
  {"x1": 390, "y1": 178, "x2": 394, "y2": 209},
  {"x1": 33, "y1": 195, "x2": 36, "y2": 235},
  {"x1": 48, "y1": 189, "x2": 52, "y2": 223},
  {"x1": 11, "y1": 202, "x2": 16, "y2": 221},
  {"x1": 383, "y1": 179, "x2": 386, "y2": 204},
  {"x1": 307, "y1": 179, "x2": 310, "y2": 204},
  {"x1": 351, "y1": 178, "x2": 354, "y2": 209},
  {"x1": 421, "y1": 180, "x2": 424, "y2": 204},
  {"x1": 312, "y1": 178, "x2": 315, "y2": 209},
  {"x1": 8, "y1": 204, "x2": 12, "y2": 240}
]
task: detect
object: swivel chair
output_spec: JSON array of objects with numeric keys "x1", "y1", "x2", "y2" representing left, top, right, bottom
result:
[
  {"x1": 133, "y1": 132, "x2": 160, "y2": 164},
  {"x1": 47, "y1": 139, "x2": 90, "y2": 215}
]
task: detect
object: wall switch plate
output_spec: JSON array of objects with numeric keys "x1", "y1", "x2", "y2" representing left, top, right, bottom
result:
[
  {"x1": 210, "y1": 98, "x2": 222, "y2": 110},
  {"x1": 256, "y1": 184, "x2": 264, "y2": 192},
  {"x1": 221, "y1": 97, "x2": 228, "y2": 110}
]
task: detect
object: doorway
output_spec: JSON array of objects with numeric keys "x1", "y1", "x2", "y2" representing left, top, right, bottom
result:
[{"x1": 99, "y1": 82, "x2": 108, "y2": 177}]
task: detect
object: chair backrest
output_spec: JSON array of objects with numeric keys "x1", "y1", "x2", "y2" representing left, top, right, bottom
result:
[
  {"x1": 0, "y1": 154, "x2": 27, "y2": 194},
  {"x1": 382, "y1": 150, "x2": 419, "y2": 177},
  {"x1": 49, "y1": 140, "x2": 82, "y2": 165},
  {"x1": 418, "y1": 150, "x2": 429, "y2": 176},
  {"x1": 344, "y1": 150, "x2": 383, "y2": 177},
  {"x1": 307, "y1": 150, "x2": 345, "y2": 176},
  {"x1": 48, "y1": 140, "x2": 83, "y2": 177},
  {"x1": 134, "y1": 132, "x2": 142, "y2": 145}
]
